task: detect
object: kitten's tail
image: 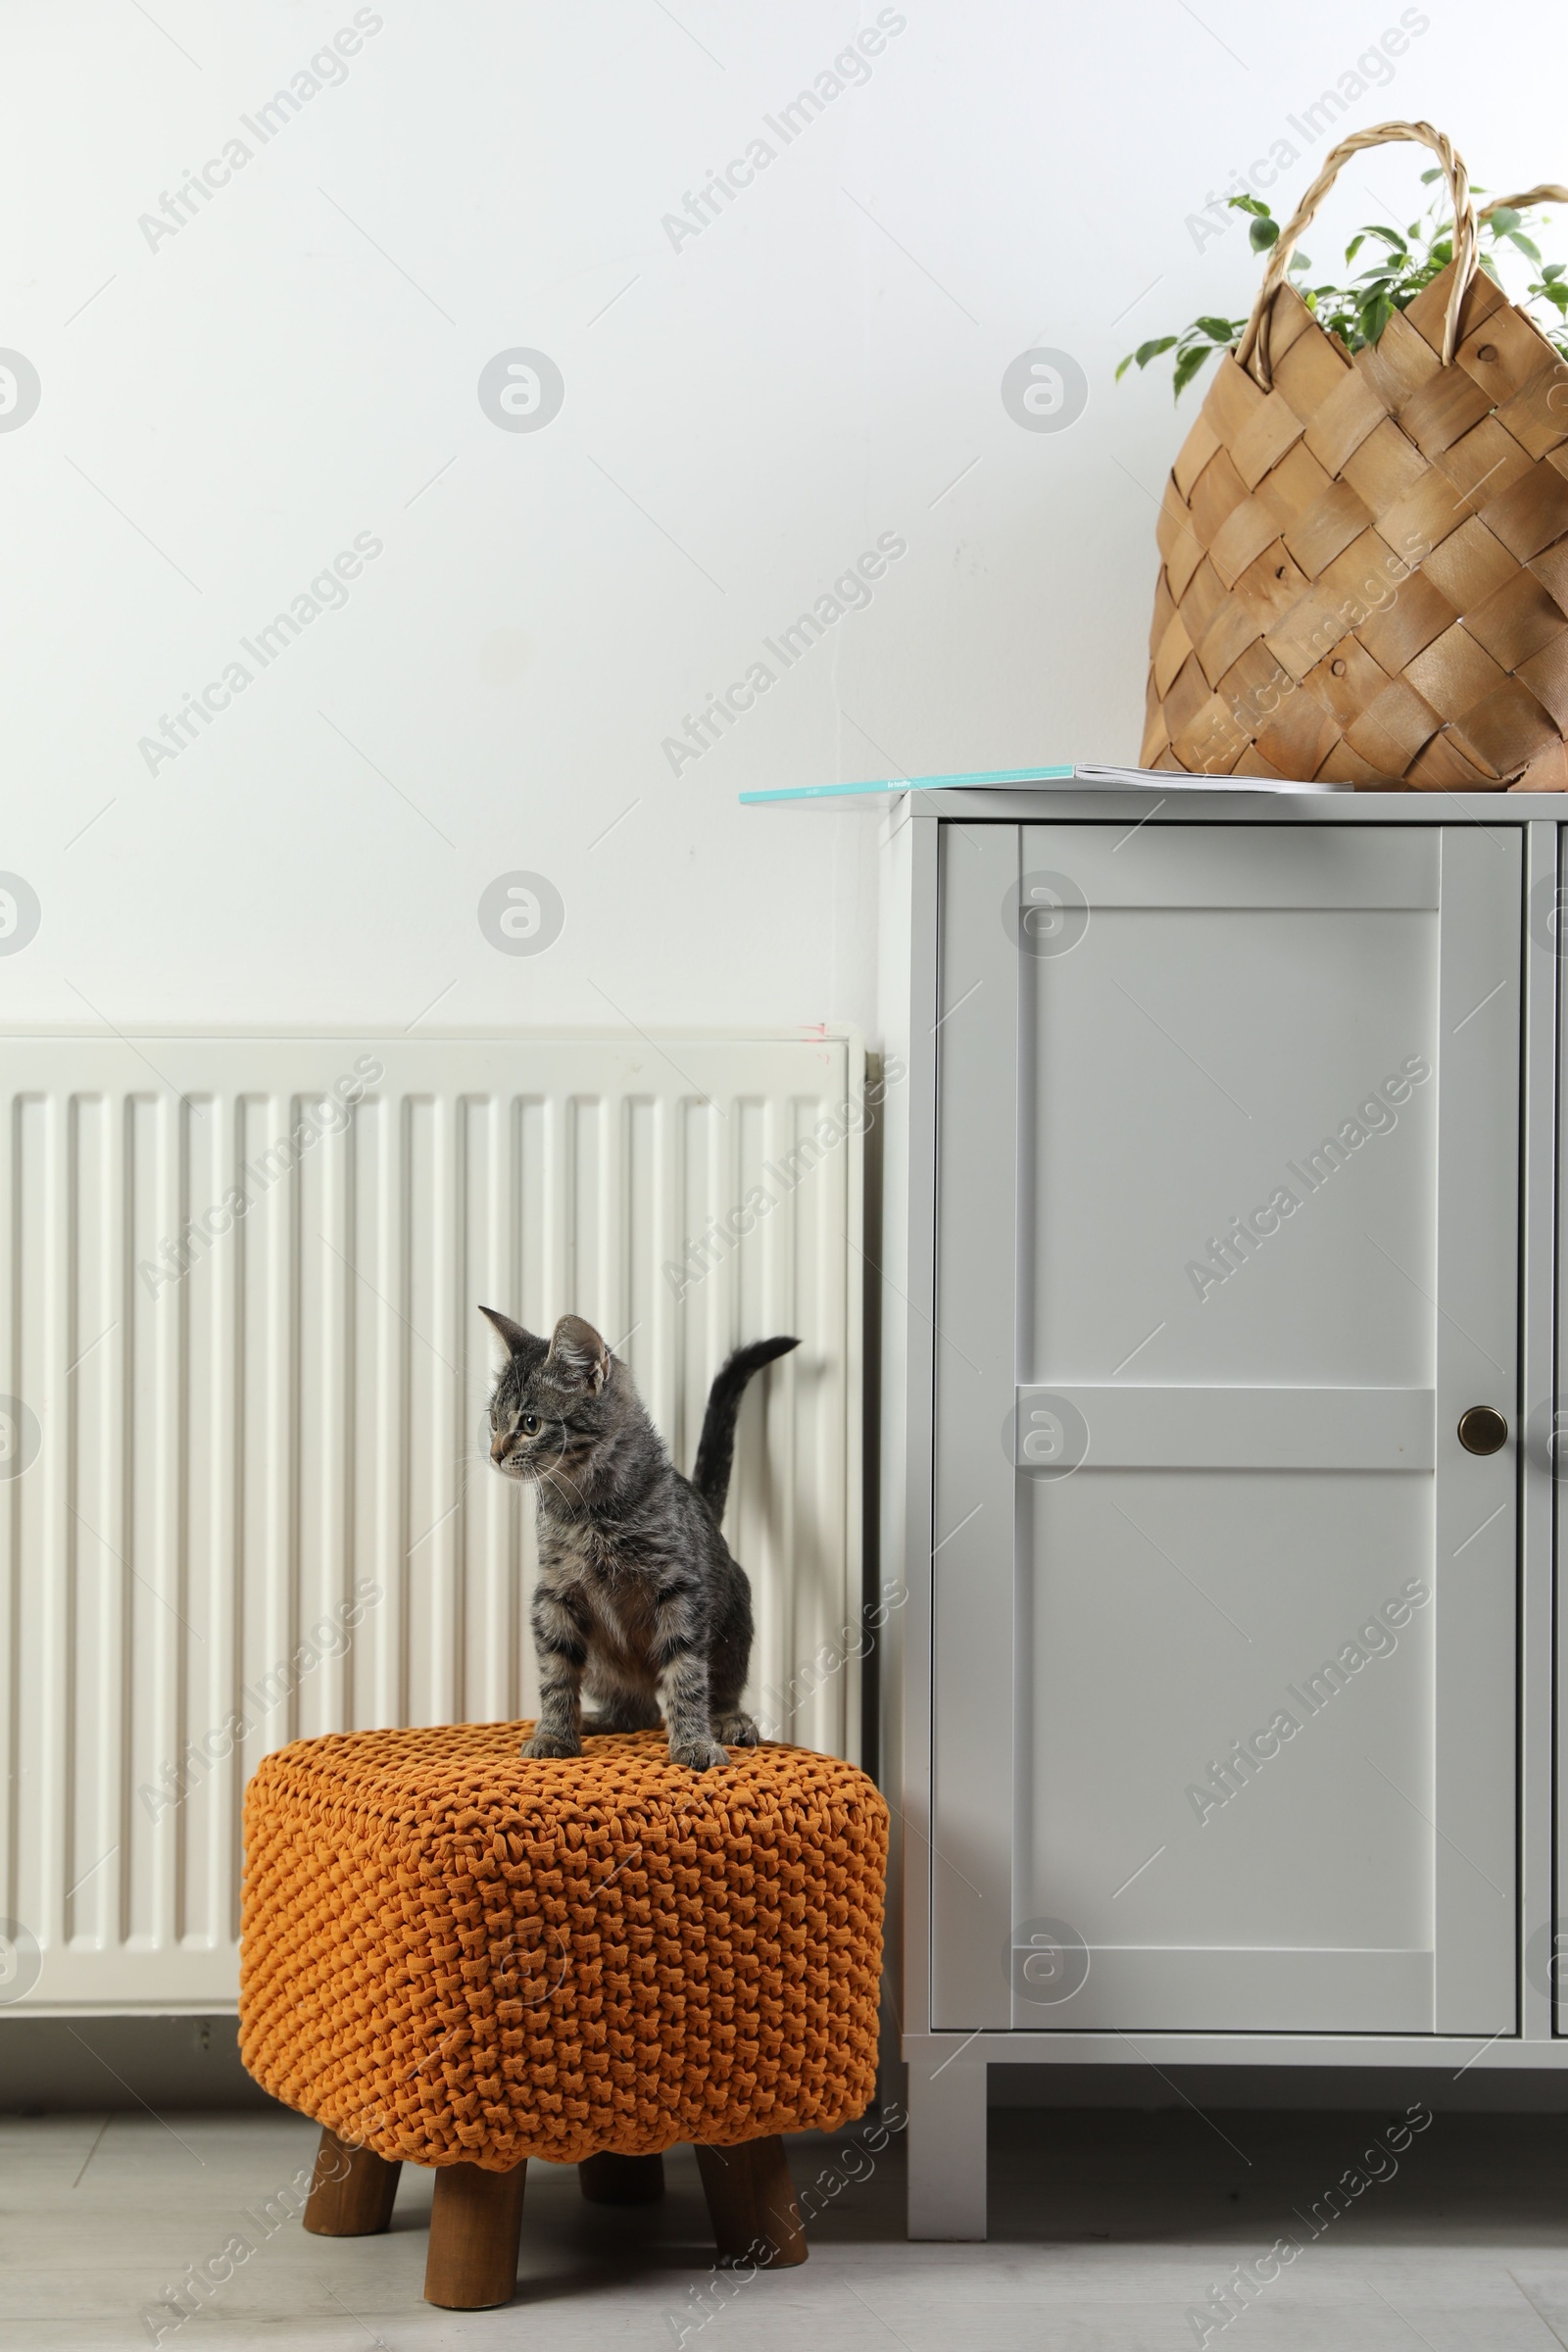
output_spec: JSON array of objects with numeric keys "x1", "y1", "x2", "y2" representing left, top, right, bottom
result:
[{"x1": 693, "y1": 1337, "x2": 800, "y2": 1519}]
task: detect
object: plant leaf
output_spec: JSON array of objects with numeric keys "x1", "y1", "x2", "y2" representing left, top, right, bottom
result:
[
  {"x1": 1136, "y1": 335, "x2": 1179, "y2": 368},
  {"x1": 1509, "y1": 230, "x2": 1543, "y2": 262},
  {"x1": 1230, "y1": 193, "x2": 1272, "y2": 220},
  {"x1": 1420, "y1": 167, "x2": 1444, "y2": 182},
  {"x1": 1288, "y1": 249, "x2": 1311, "y2": 272},
  {"x1": 1360, "y1": 288, "x2": 1395, "y2": 344},
  {"x1": 1194, "y1": 317, "x2": 1236, "y2": 342},
  {"x1": 1489, "y1": 205, "x2": 1522, "y2": 233},
  {"x1": 1250, "y1": 216, "x2": 1279, "y2": 252},
  {"x1": 1172, "y1": 343, "x2": 1215, "y2": 401}
]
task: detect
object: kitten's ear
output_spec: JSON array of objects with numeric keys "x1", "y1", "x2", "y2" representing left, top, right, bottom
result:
[
  {"x1": 479, "y1": 1305, "x2": 542, "y2": 1361},
  {"x1": 548, "y1": 1313, "x2": 612, "y2": 1395}
]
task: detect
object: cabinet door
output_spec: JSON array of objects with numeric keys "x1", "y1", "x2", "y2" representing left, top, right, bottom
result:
[{"x1": 931, "y1": 822, "x2": 1519, "y2": 2035}]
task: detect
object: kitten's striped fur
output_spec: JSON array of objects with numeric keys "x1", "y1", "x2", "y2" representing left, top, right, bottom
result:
[{"x1": 482, "y1": 1307, "x2": 798, "y2": 1771}]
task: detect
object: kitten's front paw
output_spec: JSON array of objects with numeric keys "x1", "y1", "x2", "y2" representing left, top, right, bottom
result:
[
  {"x1": 670, "y1": 1738, "x2": 731, "y2": 1772},
  {"x1": 521, "y1": 1728, "x2": 582, "y2": 1760},
  {"x1": 712, "y1": 1712, "x2": 760, "y2": 1747}
]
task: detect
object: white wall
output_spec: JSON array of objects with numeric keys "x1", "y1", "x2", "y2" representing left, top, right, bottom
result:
[{"x1": 0, "y1": 0, "x2": 1558, "y2": 1036}]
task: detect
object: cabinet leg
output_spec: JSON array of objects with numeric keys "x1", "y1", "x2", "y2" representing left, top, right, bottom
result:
[
  {"x1": 695, "y1": 2134, "x2": 807, "y2": 2268},
  {"x1": 907, "y1": 2053, "x2": 987, "y2": 2240},
  {"x1": 423, "y1": 2160, "x2": 527, "y2": 2309},
  {"x1": 579, "y1": 2150, "x2": 666, "y2": 2204},
  {"x1": 302, "y1": 2127, "x2": 402, "y2": 2236}
]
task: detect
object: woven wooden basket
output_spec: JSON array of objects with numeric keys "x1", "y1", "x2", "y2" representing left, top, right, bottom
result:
[{"x1": 1141, "y1": 122, "x2": 1568, "y2": 790}]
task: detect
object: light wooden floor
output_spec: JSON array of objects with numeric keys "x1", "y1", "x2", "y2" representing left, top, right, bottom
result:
[{"x1": 7, "y1": 2103, "x2": 1568, "y2": 2349}]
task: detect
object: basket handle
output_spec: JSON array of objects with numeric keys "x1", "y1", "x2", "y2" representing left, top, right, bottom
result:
[
  {"x1": 1236, "y1": 120, "x2": 1475, "y2": 389},
  {"x1": 1480, "y1": 183, "x2": 1568, "y2": 219}
]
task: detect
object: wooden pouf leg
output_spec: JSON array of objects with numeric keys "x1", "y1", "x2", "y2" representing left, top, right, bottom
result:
[
  {"x1": 303, "y1": 2127, "x2": 402, "y2": 2236},
  {"x1": 696, "y1": 2136, "x2": 808, "y2": 2268},
  {"x1": 424, "y1": 2160, "x2": 528, "y2": 2309},
  {"x1": 579, "y1": 2151, "x2": 666, "y2": 2204}
]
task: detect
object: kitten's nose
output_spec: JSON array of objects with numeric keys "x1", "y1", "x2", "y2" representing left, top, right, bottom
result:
[{"x1": 491, "y1": 1435, "x2": 511, "y2": 1465}]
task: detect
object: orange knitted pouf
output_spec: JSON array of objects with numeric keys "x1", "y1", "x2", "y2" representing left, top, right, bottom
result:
[{"x1": 238, "y1": 1724, "x2": 888, "y2": 2172}]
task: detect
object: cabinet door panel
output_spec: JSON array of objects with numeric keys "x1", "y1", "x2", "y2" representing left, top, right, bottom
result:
[
  {"x1": 1019, "y1": 1467, "x2": 1435, "y2": 2029},
  {"x1": 931, "y1": 822, "x2": 1520, "y2": 2036}
]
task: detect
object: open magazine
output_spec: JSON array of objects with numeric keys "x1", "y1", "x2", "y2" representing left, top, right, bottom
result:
[
  {"x1": 1074, "y1": 764, "x2": 1347, "y2": 793},
  {"x1": 739, "y1": 763, "x2": 1348, "y2": 803}
]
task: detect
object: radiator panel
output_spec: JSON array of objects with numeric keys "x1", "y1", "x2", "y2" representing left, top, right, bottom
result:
[{"x1": 0, "y1": 1033, "x2": 861, "y2": 2011}]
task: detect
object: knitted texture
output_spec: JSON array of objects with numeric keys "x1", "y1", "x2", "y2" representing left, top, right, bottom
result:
[{"x1": 238, "y1": 1724, "x2": 887, "y2": 2171}]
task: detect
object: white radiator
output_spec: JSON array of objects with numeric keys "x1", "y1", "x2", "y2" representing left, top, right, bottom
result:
[{"x1": 0, "y1": 1031, "x2": 863, "y2": 2013}]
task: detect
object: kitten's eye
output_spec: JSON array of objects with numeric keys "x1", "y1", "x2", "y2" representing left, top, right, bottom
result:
[{"x1": 520, "y1": 1413, "x2": 540, "y2": 1436}]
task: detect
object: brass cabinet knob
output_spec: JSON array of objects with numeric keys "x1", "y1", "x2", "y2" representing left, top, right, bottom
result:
[{"x1": 1457, "y1": 1406, "x2": 1508, "y2": 1455}]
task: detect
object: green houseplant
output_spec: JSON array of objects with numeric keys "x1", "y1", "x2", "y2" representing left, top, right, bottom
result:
[{"x1": 1122, "y1": 176, "x2": 1568, "y2": 400}]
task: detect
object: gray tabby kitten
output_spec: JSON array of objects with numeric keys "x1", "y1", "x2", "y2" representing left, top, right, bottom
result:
[{"x1": 481, "y1": 1307, "x2": 799, "y2": 1771}]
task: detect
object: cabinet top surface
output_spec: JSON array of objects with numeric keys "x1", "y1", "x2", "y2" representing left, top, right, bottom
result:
[{"x1": 907, "y1": 790, "x2": 1568, "y2": 824}]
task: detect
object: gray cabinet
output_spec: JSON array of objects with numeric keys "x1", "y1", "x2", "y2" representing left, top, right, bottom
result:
[{"x1": 880, "y1": 789, "x2": 1563, "y2": 2239}]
